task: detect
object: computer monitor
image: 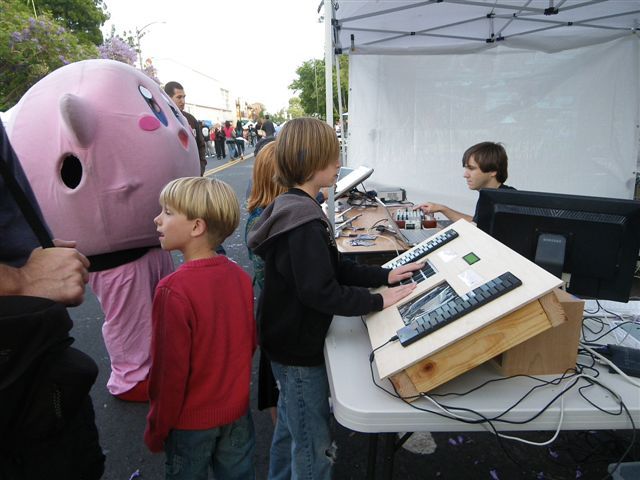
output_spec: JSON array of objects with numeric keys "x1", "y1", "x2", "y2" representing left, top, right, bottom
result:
[{"x1": 476, "y1": 189, "x2": 640, "y2": 302}]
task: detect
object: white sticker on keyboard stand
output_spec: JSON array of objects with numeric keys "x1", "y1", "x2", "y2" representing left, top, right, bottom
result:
[
  {"x1": 459, "y1": 269, "x2": 484, "y2": 288},
  {"x1": 437, "y1": 249, "x2": 457, "y2": 263}
]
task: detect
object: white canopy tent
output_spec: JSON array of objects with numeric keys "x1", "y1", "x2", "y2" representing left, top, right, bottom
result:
[{"x1": 323, "y1": 0, "x2": 640, "y2": 213}]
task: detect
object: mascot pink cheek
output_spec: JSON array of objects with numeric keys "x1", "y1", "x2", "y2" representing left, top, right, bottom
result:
[
  {"x1": 139, "y1": 115, "x2": 161, "y2": 131},
  {"x1": 7, "y1": 59, "x2": 201, "y2": 256}
]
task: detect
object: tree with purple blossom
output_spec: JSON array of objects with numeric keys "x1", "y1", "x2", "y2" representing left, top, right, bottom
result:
[
  {"x1": 99, "y1": 27, "x2": 160, "y2": 84},
  {"x1": 1, "y1": 0, "x2": 98, "y2": 110}
]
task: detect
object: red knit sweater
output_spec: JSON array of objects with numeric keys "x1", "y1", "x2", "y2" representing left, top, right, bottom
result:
[{"x1": 144, "y1": 256, "x2": 256, "y2": 452}]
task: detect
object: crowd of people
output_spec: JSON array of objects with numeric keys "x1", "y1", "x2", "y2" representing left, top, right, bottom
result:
[{"x1": 1, "y1": 69, "x2": 512, "y2": 478}]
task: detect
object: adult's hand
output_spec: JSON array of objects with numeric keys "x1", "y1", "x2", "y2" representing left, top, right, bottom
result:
[
  {"x1": 415, "y1": 202, "x2": 444, "y2": 215},
  {"x1": 17, "y1": 239, "x2": 90, "y2": 306}
]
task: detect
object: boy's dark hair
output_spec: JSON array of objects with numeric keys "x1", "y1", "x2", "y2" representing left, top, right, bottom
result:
[
  {"x1": 163, "y1": 81, "x2": 184, "y2": 97},
  {"x1": 462, "y1": 142, "x2": 508, "y2": 184},
  {"x1": 274, "y1": 118, "x2": 339, "y2": 188}
]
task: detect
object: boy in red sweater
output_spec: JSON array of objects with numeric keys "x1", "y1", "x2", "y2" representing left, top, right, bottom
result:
[{"x1": 144, "y1": 177, "x2": 256, "y2": 480}]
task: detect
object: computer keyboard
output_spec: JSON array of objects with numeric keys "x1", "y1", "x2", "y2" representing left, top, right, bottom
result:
[
  {"x1": 396, "y1": 271, "x2": 523, "y2": 347},
  {"x1": 385, "y1": 228, "x2": 459, "y2": 269}
]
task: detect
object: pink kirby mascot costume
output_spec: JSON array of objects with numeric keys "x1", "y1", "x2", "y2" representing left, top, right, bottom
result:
[{"x1": 7, "y1": 59, "x2": 200, "y2": 401}]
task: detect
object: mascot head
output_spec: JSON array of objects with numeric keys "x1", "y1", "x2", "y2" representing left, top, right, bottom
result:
[{"x1": 7, "y1": 59, "x2": 200, "y2": 256}]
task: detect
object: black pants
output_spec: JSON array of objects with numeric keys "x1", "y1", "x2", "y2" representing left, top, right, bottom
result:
[
  {"x1": 236, "y1": 139, "x2": 245, "y2": 156},
  {"x1": 214, "y1": 139, "x2": 226, "y2": 158}
]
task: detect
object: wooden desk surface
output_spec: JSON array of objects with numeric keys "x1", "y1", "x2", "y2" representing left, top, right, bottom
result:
[{"x1": 335, "y1": 204, "x2": 408, "y2": 254}]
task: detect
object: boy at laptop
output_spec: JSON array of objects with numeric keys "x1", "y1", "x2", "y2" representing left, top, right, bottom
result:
[
  {"x1": 248, "y1": 117, "x2": 423, "y2": 480},
  {"x1": 417, "y1": 141, "x2": 514, "y2": 223}
]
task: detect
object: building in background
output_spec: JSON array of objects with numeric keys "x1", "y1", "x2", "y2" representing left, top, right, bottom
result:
[{"x1": 153, "y1": 58, "x2": 233, "y2": 124}]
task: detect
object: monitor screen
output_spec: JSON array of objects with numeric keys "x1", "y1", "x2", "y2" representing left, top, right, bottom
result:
[
  {"x1": 476, "y1": 189, "x2": 640, "y2": 302},
  {"x1": 334, "y1": 165, "x2": 374, "y2": 198}
]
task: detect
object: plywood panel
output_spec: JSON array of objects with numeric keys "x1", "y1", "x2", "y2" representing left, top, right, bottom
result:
[{"x1": 366, "y1": 219, "x2": 563, "y2": 379}]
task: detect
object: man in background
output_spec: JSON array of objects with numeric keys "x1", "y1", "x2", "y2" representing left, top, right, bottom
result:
[
  {"x1": 262, "y1": 114, "x2": 276, "y2": 138},
  {"x1": 164, "y1": 81, "x2": 207, "y2": 175}
]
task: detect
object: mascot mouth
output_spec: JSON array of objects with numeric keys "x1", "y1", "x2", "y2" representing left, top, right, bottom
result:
[{"x1": 178, "y1": 129, "x2": 190, "y2": 149}]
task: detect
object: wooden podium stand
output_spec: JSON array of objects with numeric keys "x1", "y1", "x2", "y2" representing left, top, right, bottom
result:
[
  {"x1": 365, "y1": 219, "x2": 580, "y2": 399},
  {"x1": 390, "y1": 288, "x2": 584, "y2": 399}
]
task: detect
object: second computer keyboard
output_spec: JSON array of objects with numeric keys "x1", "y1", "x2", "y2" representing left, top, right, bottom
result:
[
  {"x1": 396, "y1": 271, "x2": 523, "y2": 347},
  {"x1": 385, "y1": 228, "x2": 459, "y2": 269}
]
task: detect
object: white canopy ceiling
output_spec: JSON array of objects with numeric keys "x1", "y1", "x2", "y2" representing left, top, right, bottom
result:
[
  {"x1": 322, "y1": 1, "x2": 640, "y2": 208},
  {"x1": 331, "y1": 0, "x2": 640, "y2": 54}
]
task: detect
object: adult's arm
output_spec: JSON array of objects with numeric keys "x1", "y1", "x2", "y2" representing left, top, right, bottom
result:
[
  {"x1": 0, "y1": 239, "x2": 89, "y2": 305},
  {"x1": 416, "y1": 202, "x2": 472, "y2": 223}
]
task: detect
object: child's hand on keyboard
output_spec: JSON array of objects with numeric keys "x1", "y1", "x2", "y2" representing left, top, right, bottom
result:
[
  {"x1": 381, "y1": 282, "x2": 417, "y2": 309},
  {"x1": 387, "y1": 262, "x2": 425, "y2": 284}
]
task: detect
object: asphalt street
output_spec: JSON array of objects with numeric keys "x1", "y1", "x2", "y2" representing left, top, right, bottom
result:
[{"x1": 67, "y1": 145, "x2": 637, "y2": 479}]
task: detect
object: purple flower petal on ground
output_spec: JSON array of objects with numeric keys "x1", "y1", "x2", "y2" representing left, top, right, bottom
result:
[
  {"x1": 457, "y1": 435, "x2": 464, "y2": 444},
  {"x1": 490, "y1": 469, "x2": 499, "y2": 480},
  {"x1": 537, "y1": 472, "x2": 545, "y2": 479},
  {"x1": 448, "y1": 437, "x2": 457, "y2": 446},
  {"x1": 576, "y1": 469, "x2": 582, "y2": 478},
  {"x1": 548, "y1": 448, "x2": 559, "y2": 459}
]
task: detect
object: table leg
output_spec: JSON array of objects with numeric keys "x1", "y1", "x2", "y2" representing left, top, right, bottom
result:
[
  {"x1": 381, "y1": 432, "x2": 396, "y2": 480},
  {"x1": 367, "y1": 433, "x2": 378, "y2": 480}
]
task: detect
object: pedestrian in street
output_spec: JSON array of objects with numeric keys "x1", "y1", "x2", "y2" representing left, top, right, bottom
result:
[
  {"x1": 235, "y1": 120, "x2": 245, "y2": 159},
  {"x1": 262, "y1": 114, "x2": 276, "y2": 138},
  {"x1": 213, "y1": 123, "x2": 226, "y2": 159},
  {"x1": 202, "y1": 123, "x2": 214, "y2": 158},
  {"x1": 223, "y1": 120, "x2": 238, "y2": 160},
  {"x1": 145, "y1": 177, "x2": 256, "y2": 479},
  {"x1": 164, "y1": 81, "x2": 207, "y2": 175}
]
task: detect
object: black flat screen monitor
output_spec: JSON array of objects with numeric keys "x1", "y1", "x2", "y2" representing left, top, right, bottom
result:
[{"x1": 476, "y1": 189, "x2": 640, "y2": 302}]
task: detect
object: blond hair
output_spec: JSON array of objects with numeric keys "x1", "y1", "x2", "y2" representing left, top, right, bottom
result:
[
  {"x1": 159, "y1": 177, "x2": 239, "y2": 248},
  {"x1": 247, "y1": 142, "x2": 287, "y2": 212},
  {"x1": 274, "y1": 117, "x2": 339, "y2": 188}
]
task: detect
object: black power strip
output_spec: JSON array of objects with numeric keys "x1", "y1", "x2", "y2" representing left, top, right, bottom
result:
[{"x1": 600, "y1": 344, "x2": 640, "y2": 377}]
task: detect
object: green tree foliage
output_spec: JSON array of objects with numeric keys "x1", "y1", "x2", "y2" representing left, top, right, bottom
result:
[
  {"x1": 0, "y1": 0, "x2": 98, "y2": 110},
  {"x1": 36, "y1": 0, "x2": 109, "y2": 45},
  {"x1": 287, "y1": 97, "x2": 305, "y2": 119},
  {"x1": 270, "y1": 110, "x2": 287, "y2": 125},
  {"x1": 288, "y1": 56, "x2": 349, "y2": 119}
]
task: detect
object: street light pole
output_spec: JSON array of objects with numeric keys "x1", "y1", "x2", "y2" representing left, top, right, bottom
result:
[{"x1": 135, "y1": 21, "x2": 166, "y2": 69}]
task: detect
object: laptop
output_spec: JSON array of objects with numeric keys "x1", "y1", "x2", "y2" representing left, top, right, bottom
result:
[{"x1": 334, "y1": 165, "x2": 374, "y2": 198}]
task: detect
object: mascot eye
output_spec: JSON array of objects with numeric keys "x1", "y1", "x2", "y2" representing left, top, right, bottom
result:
[
  {"x1": 139, "y1": 85, "x2": 168, "y2": 126},
  {"x1": 61, "y1": 154, "x2": 83, "y2": 189}
]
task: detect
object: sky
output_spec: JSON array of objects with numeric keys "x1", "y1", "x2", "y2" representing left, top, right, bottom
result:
[{"x1": 101, "y1": 0, "x2": 327, "y2": 113}]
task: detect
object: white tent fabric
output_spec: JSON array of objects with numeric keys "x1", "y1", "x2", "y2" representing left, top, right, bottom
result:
[
  {"x1": 333, "y1": 0, "x2": 640, "y2": 54},
  {"x1": 329, "y1": 1, "x2": 640, "y2": 212}
]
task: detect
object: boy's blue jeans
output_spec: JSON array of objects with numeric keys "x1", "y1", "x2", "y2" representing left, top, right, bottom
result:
[
  {"x1": 268, "y1": 362, "x2": 334, "y2": 480},
  {"x1": 164, "y1": 412, "x2": 255, "y2": 480}
]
